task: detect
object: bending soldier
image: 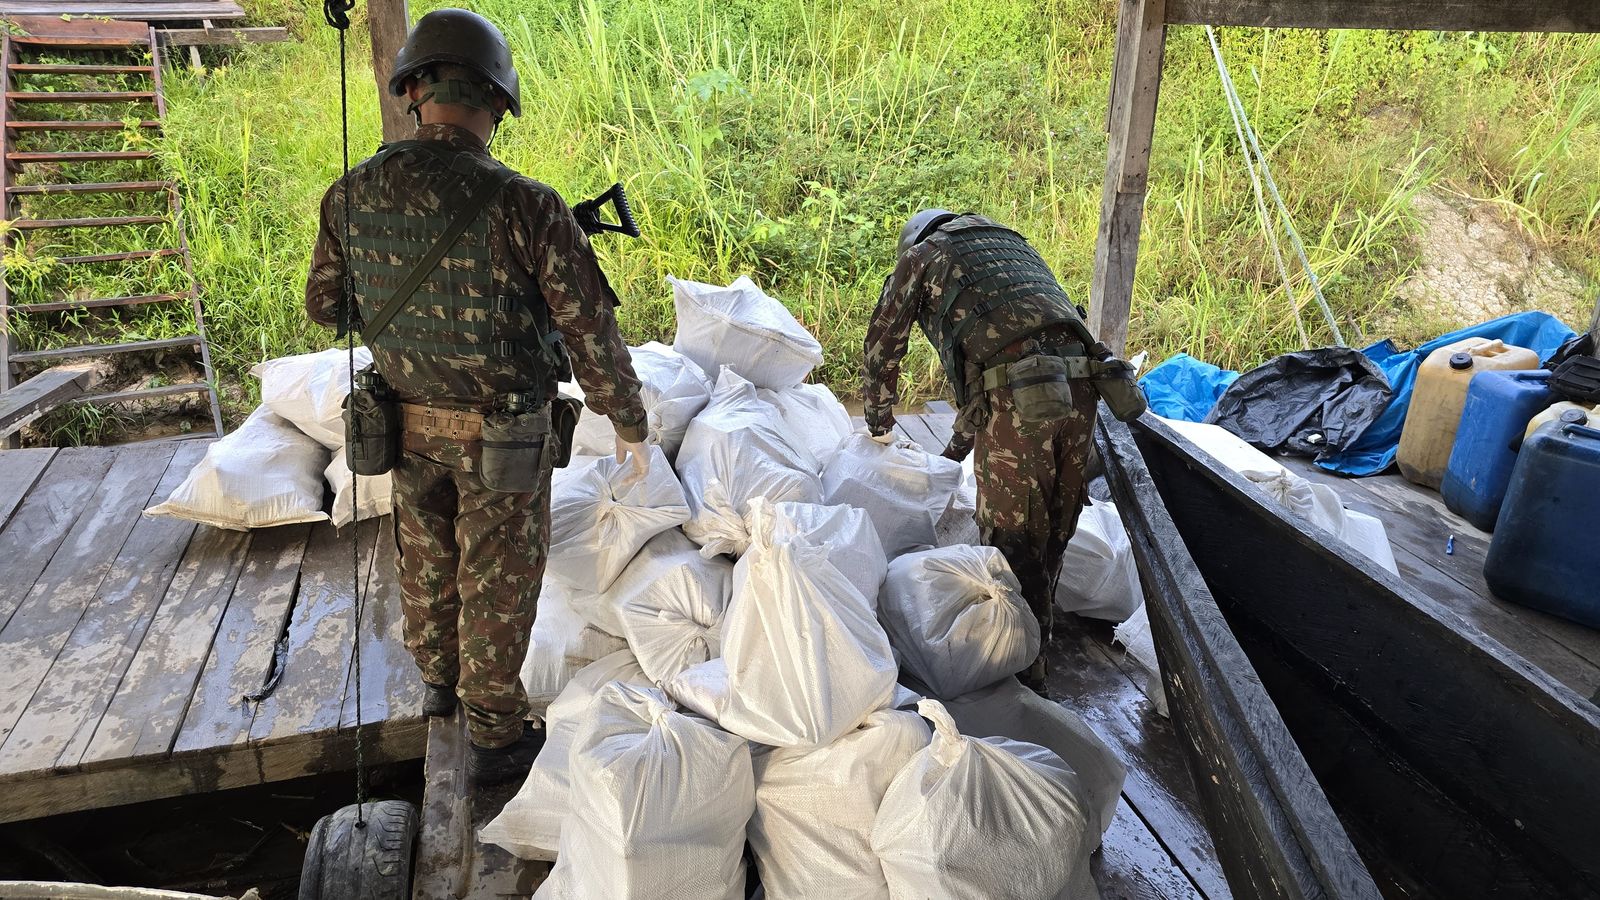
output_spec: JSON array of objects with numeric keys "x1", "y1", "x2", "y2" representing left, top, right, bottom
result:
[
  {"x1": 305, "y1": 9, "x2": 648, "y2": 786},
  {"x1": 863, "y1": 210, "x2": 1141, "y2": 695}
]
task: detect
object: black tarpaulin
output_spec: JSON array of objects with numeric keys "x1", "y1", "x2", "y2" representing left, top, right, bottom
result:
[{"x1": 1205, "y1": 347, "x2": 1392, "y2": 460}]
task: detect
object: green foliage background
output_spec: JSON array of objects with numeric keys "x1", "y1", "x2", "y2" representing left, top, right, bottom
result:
[{"x1": 20, "y1": 0, "x2": 1600, "y2": 430}]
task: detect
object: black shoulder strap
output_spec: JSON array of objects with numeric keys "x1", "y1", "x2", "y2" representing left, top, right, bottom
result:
[{"x1": 360, "y1": 165, "x2": 518, "y2": 346}]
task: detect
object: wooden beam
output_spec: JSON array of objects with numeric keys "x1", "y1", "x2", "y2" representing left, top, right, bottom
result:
[
  {"x1": 1164, "y1": 0, "x2": 1600, "y2": 32},
  {"x1": 1588, "y1": 295, "x2": 1598, "y2": 346},
  {"x1": 1089, "y1": 0, "x2": 1168, "y2": 355},
  {"x1": 155, "y1": 27, "x2": 289, "y2": 47},
  {"x1": 368, "y1": 0, "x2": 413, "y2": 144},
  {"x1": 0, "y1": 363, "x2": 97, "y2": 437}
]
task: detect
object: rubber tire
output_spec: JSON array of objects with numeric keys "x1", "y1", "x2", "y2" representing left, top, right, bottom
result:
[{"x1": 299, "y1": 800, "x2": 419, "y2": 900}]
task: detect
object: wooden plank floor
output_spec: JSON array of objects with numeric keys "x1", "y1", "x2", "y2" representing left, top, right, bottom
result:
[
  {"x1": 1280, "y1": 456, "x2": 1600, "y2": 702},
  {"x1": 0, "y1": 444, "x2": 424, "y2": 825}
]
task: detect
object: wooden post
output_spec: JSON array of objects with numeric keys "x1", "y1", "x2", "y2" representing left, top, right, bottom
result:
[
  {"x1": 1089, "y1": 0, "x2": 1168, "y2": 355},
  {"x1": 1589, "y1": 295, "x2": 1599, "y2": 346},
  {"x1": 368, "y1": 0, "x2": 413, "y2": 144}
]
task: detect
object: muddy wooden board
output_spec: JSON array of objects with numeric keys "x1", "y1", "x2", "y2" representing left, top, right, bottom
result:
[
  {"x1": 1279, "y1": 455, "x2": 1600, "y2": 699},
  {"x1": 0, "y1": 445, "x2": 423, "y2": 824}
]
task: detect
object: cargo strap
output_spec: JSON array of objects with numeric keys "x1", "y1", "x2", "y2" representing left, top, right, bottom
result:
[
  {"x1": 978, "y1": 347, "x2": 1102, "y2": 394},
  {"x1": 359, "y1": 164, "x2": 518, "y2": 346},
  {"x1": 399, "y1": 401, "x2": 485, "y2": 440}
]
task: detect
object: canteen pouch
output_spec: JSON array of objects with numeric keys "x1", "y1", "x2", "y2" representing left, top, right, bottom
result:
[
  {"x1": 344, "y1": 369, "x2": 400, "y2": 476},
  {"x1": 1093, "y1": 358, "x2": 1149, "y2": 423},
  {"x1": 1007, "y1": 354, "x2": 1077, "y2": 424},
  {"x1": 481, "y1": 406, "x2": 550, "y2": 493},
  {"x1": 550, "y1": 394, "x2": 583, "y2": 469}
]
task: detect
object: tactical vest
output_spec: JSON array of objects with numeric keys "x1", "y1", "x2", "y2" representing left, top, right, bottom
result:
[
  {"x1": 344, "y1": 141, "x2": 570, "y2": 383},
  {"x1": 926, "y1": 218, "x2": 1085, "y2": 402}
]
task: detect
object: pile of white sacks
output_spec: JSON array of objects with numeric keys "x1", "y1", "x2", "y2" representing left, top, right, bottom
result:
[
  {"x1": 146, "y1": 347, "x2": 394, "y2": 530},
  {"x1": 483, "y1": 276, "x2": 1128, "y2": 900}
]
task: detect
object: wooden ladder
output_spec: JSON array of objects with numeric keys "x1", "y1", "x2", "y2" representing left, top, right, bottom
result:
[{"x1": 0, "y1": 15, "x2": 223, "y2": 443}]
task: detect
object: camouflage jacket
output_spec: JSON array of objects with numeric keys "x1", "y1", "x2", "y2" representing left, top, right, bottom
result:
[
  {"x1": 862, "y1": 214, "x2": 1080, "y2": 458},
  {"x1": 306, "y1": 123, "x2": 646, "y2": 442}
]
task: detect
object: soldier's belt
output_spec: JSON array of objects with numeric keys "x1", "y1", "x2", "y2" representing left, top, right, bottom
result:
[
  {"x1": 978, "y1": 346, "x2": 1095, "y2": 393},
  {"x1": 399, "y1": 402, "x2": 484, "y2": 441}
]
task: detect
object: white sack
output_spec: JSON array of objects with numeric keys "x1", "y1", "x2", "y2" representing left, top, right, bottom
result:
[
  {"x1": 481, "y1": 650, "x2": 648, "y2": 861},
  {"x1": 535, "y1": 683, "x2": 754, "y2": 900},
  {"x1": 951, "y1": 454, "x2": 977, "y2": 516},
  {"x1": 612, "y1": 530, "x2": 733, "y2": 684},
  {"x1": 871, "y1": 700, "x2": 1093, "y2": 900},
  {"x1": 324, "y1": 455, "x2": 392, "y2": 528},
  {"x1": 1055, "y1": 500, "x2": 1143, "y2": 623},
  {"x1": 880, "y1": 545, "x2": 1040, "y2": 700},
  {"x1": 250, "y1": 346, "x2": 372, "y2": 450},
  {"x1": 146, "y1": 407, "x2": 330, "y2": 531},
  {"x1": 822, "y1": 432, "x2": 962, "y2": 557},
  {"x1": 670, "y1": 275, "x2": 823, "y2": 389},
  {"x1": 664, "y1": 656, "x2": 731, "y2": 724},
  {"x1": 744, "y1": 499, "x2": 888, "y2": 607},
  {"x1": 677, "y1": 368, "x2": 822, "y2": 557},
  {"x1": 757, "y1": 382, "x2": 853, "y2": 466},
  {"x1": 749, "y1": 708, "x2": 931, "y2": 900},
  {"x1": 566, "y1": 341, "x2": 712, "y2": 459},
  {"x1": 520, "y1": 580, "x2": 628, "y2": 715},
  {"x1": 716, "y1": 526, "x2": 898, "y2": 747},
  {"x1": 944, "y1": 676, "x2": 1127, "y2": 843},
  {"x1": 547, "y1": 444, "x2": 689, "y2": 595},
  {"x1": 1114, "y1": 604, "x2": 1168, "y2": 718},
  {"x1": 1159, "y1": 417, "x2": 1397, "y2": 574}
]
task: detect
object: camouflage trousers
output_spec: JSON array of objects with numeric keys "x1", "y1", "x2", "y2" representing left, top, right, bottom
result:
[
  {"x1": 975, "y1": 381, "x2": 1099, "y2": 653},
  {"x1": 391, "y1": 431, "x2": 550, "y2": 749}
]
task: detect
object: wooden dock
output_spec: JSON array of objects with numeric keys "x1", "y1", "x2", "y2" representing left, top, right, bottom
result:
[{"x1": 0, "y1": 441, "x2": 424, "y2": 825}]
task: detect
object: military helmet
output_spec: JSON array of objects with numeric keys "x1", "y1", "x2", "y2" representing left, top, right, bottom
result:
[
  {"x1": 389, "y1": 8, "x2": 522, "y2": 118},
  {"x1": 898, "y1": 208, "x2": 958, "y2": 258}
]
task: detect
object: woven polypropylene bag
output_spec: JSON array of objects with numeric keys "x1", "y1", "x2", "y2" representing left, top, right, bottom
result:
[
  {"x1": 145, "y1": 406, "x2": 330, "y2": 531},
  {"x1": 251, "y1": 346, "x2": 372, "y2": 450},
  {"x1": 547, "y1": 444, "x2": 689, "y2": 595},
  {"x1": 534, "y1": 683, "x2": 754, "y2": 900},
  {"x1": 742, "y1": 499, "x2": 888, "y2": 606},
  {"x1": 324, "y1": 455, "x2": 392, "y2": 528},
  {"x1": 822, "y1": 433, "x2": 962, "y2": 557},
  {"x1": 566, "y1": 341, "x2": 712, "y2": 460},
  {"x1": 880, "y1": 545, "x2": 1040, "y2": 699},
  {"x1": 519, "y1": 580, "x2": 627, "y2": 716},
  {"x1": 481, "y1": 650, "x2": 648, "y2": 861},
  {"x1": 1054, "y1": 500, "x2": 1143, "y2": 623},
  {"x1": 757, "y1": 382, "x2": 853, "y2": 467},
  {"x1": 677, "y1": 368, "x2": 821, "y2": 558},
  {"x1": 871, "y1": 700, "x2": 1092, "y2": 900},
  {"x1": 749, "y1": 708, "x2": 930, "y2": 900},
  {"x1": 612, "y1": 529, "x2": 733, "y2": 684},
  {"x1": 670, "y1": 275, "x2": 823, "y2": 389}
]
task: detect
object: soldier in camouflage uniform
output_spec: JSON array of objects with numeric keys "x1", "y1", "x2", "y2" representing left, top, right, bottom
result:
[
  {"x1": 863, "y1": 210, "x2": 1107, "y2": 694},
  {"x1": 306, "y1": 9, "x2": 647, "y2": 785}
]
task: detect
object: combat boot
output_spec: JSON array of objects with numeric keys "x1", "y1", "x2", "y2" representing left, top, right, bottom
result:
[
  {"x1": 468, "y1": 722, "x2": 545, "y2": 788},
  {"x1": 422, "y1": 682, "x2": 457, "y2": 717}
]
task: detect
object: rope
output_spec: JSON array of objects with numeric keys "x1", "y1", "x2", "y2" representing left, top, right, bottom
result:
[
  {"x1": 1205, "y1": 26, "x2": 1346, "y2": 347},
  {"x1": 325, "y1": 0, "x2": 368, "y2": 829}
]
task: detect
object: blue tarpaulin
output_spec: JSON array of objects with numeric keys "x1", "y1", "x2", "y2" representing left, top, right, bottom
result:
[
  {"x1": 1138, "y1": 312, "x2": 1579, "y2": 477},
  {"x1": 1139, "y1": 353, "x2": 1239, "y2": 422},
  {"x1": 1316, "y1": 311, "x2": 1576, "y2": 476}
]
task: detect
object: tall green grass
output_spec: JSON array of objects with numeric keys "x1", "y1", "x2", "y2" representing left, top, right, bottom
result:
[{"x1": 22, "y1": 0, "x2": 1600, "y2": 435}]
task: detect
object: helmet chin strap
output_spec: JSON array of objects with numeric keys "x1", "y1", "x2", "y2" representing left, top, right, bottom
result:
[{"x1": 407, "y1": 72, "x2": 506, "y2": 128}]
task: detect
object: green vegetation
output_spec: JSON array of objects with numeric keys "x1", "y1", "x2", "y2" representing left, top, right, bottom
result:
[{"x1": 10, "y1": 0, "x2": 1600, "y2": 437}]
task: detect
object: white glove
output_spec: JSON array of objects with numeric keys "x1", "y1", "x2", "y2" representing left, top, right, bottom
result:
[
  {"x1": 869, "y1": 430, "x2": 898, "y2": 445},
  {"x1": 615, "y1": 436, "x2": 650, "y2": 488}
]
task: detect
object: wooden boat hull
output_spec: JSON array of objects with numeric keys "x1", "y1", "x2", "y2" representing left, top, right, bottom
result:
[{"x1": 1112, "y1": 414, "x2": 1600, "y2": 900}]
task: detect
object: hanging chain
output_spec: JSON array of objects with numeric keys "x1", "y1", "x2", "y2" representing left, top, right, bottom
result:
[{"x1": 325, "y1": 0, "x2": 369, "y2": 829}]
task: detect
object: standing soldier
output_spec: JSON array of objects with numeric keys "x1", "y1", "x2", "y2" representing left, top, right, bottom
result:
[
  {"x1": 305, "y1": 9, "x2": 648, "y2": 787},
  {"x1": 862, "y1": 210, "x2": 1144, "y2": 694}
]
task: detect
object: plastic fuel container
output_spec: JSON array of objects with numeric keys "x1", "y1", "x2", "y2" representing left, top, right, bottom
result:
[
  {"x1": 1485, "y1": 421, "x2": 1600, "y2": 628},
  {"x1": 1524, "y1": 401, "x2": 1595, "y2": 442},
  {"x1": 1397, "y1": 338, "x2": 1540, "y2": 489},
  {"x1": 1441, "y1": 370, "x2": 1555, "y2": 532}
]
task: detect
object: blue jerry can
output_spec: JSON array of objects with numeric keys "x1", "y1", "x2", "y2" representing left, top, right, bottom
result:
[
  {"x1": 1442, "y1": 370, "x2": 1556, "y2": 532},
  {"x1": 1485, "y1": 421, "x2": 1600, "y2": 628}
]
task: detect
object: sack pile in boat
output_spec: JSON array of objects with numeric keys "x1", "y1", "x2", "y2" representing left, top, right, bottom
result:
[{"x1": 481, "y1": 276, "x2": 1126, "y2": 900}]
